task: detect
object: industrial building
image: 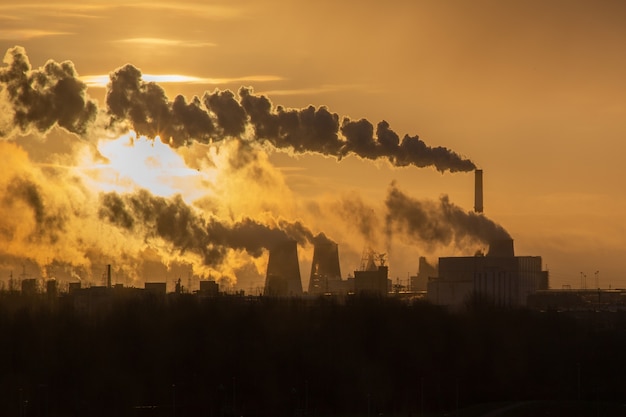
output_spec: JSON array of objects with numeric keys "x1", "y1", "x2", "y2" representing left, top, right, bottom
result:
[
  {"x1": 199, "y1": 280, "x2": 219, "y2": 296},
  {"x1": 264, "y1": 240, "x2": 303, "y2": 296},
  {"x1": 144, "y1": 282, "x2": 167, "y2": 296},
  {"x1": 410, "y1": 257, "x2": 438, "y2": 292},
  {"x1": 5, "y1": 170, "x2": 552, "y2": 308},
  {"x1": 353, "y1": 264, "x2": 389, "y2": 296},
  {"x1": 308, "y1": 237, "x2": 349, "y2": 295},
  {"x1": 426, "y1": 170, "x2": 549, "y2": 309},
  {"x1": 426, "y1": 238, "x2": 548, "y2": 309}
]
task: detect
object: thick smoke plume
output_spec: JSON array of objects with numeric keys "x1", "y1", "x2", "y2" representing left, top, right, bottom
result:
[
  {"x1": 0, "y1": 46, "x2": 475, "y2": 173},
  {"x1": 0, "y1": 46, "x2": 97, "y2": 136},
  {"x1": 0, "y1": 46, "x2": 485, "y2": 286},
  {"x1": 106, "y1": 64, "x2": 215, "y2": 147},
  {"x1": 105, "y1": 64, "x2": 475, "y2": 172},
  {"x1": 98, "y1": 189, "x2": 316, "y2": 268},
  {"x1": 385, "y1": 183, "x2": 510, "y2": 251}
]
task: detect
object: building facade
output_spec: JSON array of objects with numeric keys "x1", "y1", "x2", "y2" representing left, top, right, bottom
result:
[{"x1": 427, "y1": 239, "x2": 548, "y2": 309}]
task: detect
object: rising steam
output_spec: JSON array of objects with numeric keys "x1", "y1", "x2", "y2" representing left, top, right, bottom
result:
[{"x1": 385, "y1": 183, "x2": 510, "y2": 251}]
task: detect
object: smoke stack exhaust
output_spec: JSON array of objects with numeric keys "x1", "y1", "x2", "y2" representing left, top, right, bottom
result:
[{"x1": 474, "y1": 169, "x2": 483, "y2": 213}]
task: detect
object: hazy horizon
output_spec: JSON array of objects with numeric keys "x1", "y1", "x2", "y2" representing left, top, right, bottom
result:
[{"x1": 1, "y1": 0, "x2": 625, "y2": 291}]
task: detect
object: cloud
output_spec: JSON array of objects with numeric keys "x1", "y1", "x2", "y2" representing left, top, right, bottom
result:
[
  {"x1": 0, "y1": 3, "x2": 242, "y2": 19},
  {"x1": 116, "y1": 37, "x2": 217, "y2": 48},
  {"x1": 82, "y1": 74, "x2": 284, "y2": 88},
  {"x1": 0, "y1": 29, "x2": 73, "y2": 40},
  {"x1": 258, "y1": 84, "x2": 378, "y2": 97},
  {"x1": 122, "y1": 2, "x2": 243, "y2": 18}
]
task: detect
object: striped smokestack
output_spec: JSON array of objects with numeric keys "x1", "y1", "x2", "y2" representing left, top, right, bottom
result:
[{"x1": 474, "y1": 169, "x2": 483, "y2": 213}]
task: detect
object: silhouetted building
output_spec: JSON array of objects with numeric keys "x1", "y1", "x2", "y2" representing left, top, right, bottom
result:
[
  {"x1": 199, "y1": 280, "x2": 219, "y2": 296},
  {"x1": 144, "y1": 282, "x2": 167, "y2": 296},
  {"x1": 427, "y1": 239, "x2": 548, "y2": 309},
  {"x1": 354, "y1": 266, "x2": 389, "y2": 296},
  {"x1": 410, "y1": 257, "x2": 438, "y2": 292},
  {"x1": 46, "y1": 279, "x2": 58, "y2": 297},
  {"x1": 68, "y1": 282, "x2": 81, "y2": 294},
  {"x1": 21, "y1": 278, "x2": 38, "y2": 295},
  {"x1": 264, "y1": 240, "x2": 303, "y2": 296},
  {"x1": 353, "y1": 253, "x2": 390, "y2": 296},
  {"x1": 308, "y1": 239, "x2": 343, "y2": 295}
]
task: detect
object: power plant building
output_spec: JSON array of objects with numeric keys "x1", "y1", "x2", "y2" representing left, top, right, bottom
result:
[
  {"x1": 353, "y1": 253, "x2": 391, "y2": 296},
  {"x1": 427, "y1": 239, "x2": 548, "y2": 309},
  {"x1": 264, "y1": 240, "x2": 303, "y2": 296},
  {"x1": 410, "y1": 257, "x2": 438, "y2": 292},
  {"x1": 308, "y1": 239, "x2": 346, "y2": 295},
  {"x1": 354, "y1": 266, "x2": 389, "y2": 296},
  {"x1": 144, "y1": 282, "x2": 167, "y2": 296},
  {"x1": 199, "y1": 280, "x2": 219, "y2": 296}
]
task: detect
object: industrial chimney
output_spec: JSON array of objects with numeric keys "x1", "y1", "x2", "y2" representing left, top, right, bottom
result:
[
  {"x1": 308, "y1": 238, "x2": 342, "y2": 295},
  {"x1": 106, "y1": 264, "x2": 112, "y2": 288},
  {"x1": 474, "y1": 169, "x2": 483, "y2": 213},
  {"x1": 264, "y1": 240, "x2": 303, "y2": 296}
]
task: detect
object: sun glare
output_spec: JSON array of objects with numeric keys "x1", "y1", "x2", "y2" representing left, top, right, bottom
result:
[
  {"x1": 78, "y1": 132, "x2": 217, "y2": 201},
  {"x1": 80, "y1": 74, "x2": 284, "y2": 88}
]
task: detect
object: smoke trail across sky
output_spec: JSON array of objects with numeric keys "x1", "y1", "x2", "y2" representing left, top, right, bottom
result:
[
  {"x1": 0, "y1": 45, "x2": 476, "y2": 174},
  {"x1": 98, "y1": 190, "x2": 317, "y2": 265},
  {"x1": 0, "y1": 46, "x2": 490, "y2": 287},
  {"x1": 385, "y1": 182, "x2": 511, "y2": 252},
  {"x1": 105, "y1": 61, "x2": 476, "y2": 172}
]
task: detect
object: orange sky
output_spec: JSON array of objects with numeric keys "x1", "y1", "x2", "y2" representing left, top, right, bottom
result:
[{"x1": 1, "y1": 0, "x2": 625, "y2": 290}]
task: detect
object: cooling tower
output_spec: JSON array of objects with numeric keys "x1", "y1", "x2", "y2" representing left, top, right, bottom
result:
[
  {"x1": 474, "y1": 169, "x2": 483, "y2": 213},
  {"x1": 264, "y1": 240, "x2": 303, "y2": 296},
  {"x1": 308, "y1": 240, "x2": 342, "y2": 294}
]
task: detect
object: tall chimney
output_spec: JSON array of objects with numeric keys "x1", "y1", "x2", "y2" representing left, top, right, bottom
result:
[
  {"x1": 264, "y1": 240, "x2": 303, "y2": 296},
  {"x1": 474, "y1": 169, "x2": 483, "y2": 213},
  {"x1": 106, "y1": 264, "x2": 112, "y2": 288}
]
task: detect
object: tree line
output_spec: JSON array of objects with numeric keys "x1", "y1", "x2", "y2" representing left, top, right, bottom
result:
[{"x1": 0, "y1": 292, "x2": 625, "y2": 417}]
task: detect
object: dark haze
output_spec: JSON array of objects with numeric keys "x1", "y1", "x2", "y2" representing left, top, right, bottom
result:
[
  {"x1": 0, "y1": 45, "x2": 476, "y2": 174},
  {"x1": 98, "y1": 190, "x2": 317, "y2": 267},
  {"x1": 0, "y1": 46, "x2": 97, "y2": 136},
  {"x1": 385, "y1": 183, "x2": 511, "y2": 250},
  {"x1": 105, "y1": 64, "x2": 475, "y2": 172}
]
